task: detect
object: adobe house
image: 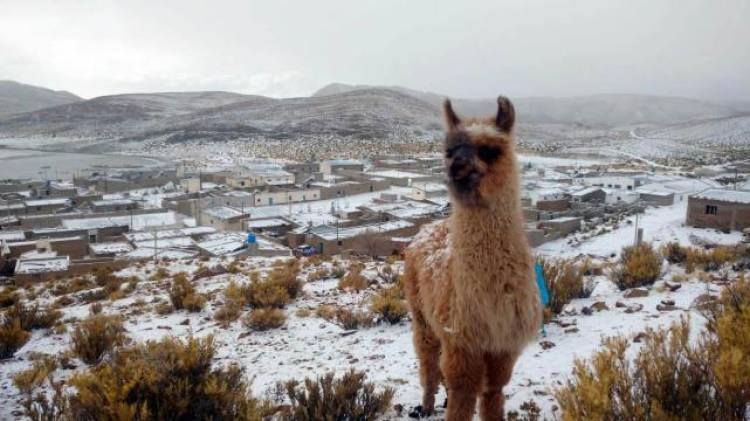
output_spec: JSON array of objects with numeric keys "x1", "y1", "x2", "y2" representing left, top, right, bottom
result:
[{"x1": 686, "y1": 189, "x2": 750, "y2": 231}]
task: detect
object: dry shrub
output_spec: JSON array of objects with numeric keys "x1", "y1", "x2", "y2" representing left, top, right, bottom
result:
[
  {"x1": 370, "y1": 285, "x2": 407, "y2": 325},
  {"x1": 303, "y1": 254, "x2": 329, "y2": 267},
  {"x1": 0, "y1": 319, "x2": 30, "y2": 359},
  {"x1": 539, "y1": 258, "x2": 591, "y2": 318},
  {"x1": 244, "y1": 279, "x2": 290, "y2": 309},
  {"x1": 315, "y1": 304, "x2": 336, "y2": 321},
  {"x1": 88, "y1": 302, "x2": 103, "y2": 315},
  {"x1": 243, "y1": 308, "x2": 286, "y2": 331},
  {"x1": 17, "y1": 336, "x2": 272, "y2": 420},
  {"x1": 338, "y1": 262, "x2": 369, "y2": 291},
  {"x1": 610, "y1": 243, "x2": 662, "y2": 290},
  {"x1": 12, "y1": 356, "x2": 66, "y2": 420},
  {"x1": 555, "y1": 275, "x2": 750, "y2": 420},
  {"x1": 685, "y1": 245, "x2": 742, "y2": 273},
  {"x1": 660, "y1": 241, "x2": 687, "y2": 264},
  {"x1": 169, "y1": 273, "x2": 206, "y2": 312},
  {"x1": 306, "y1": 268, "x2": 329, "y2": 282},
  {"x1": 70, "y1": 314, "x2": 127, "y2": 364},
  {"x1": 506, "y1": 400, "x2": 542, "y2": 421},
  {"x1": 155, "y1": 301, "x2": 173, "y2": 315},
  {"x1": 334, "y1": 307, "x2": 372, "y2": 330},
  {"x1": 214, "y1": 281, "x2": 246, "y2": 324},
  {"x1": 295, "y1": 308, "x2": 312, "y2": 318},
  {"x1": 4, "y1": 303, "x2": 62, "y2": 331},
  {"x1": 51, "y1": 277, "x2": 96, "y2": 296},
  {"x1": 0, "y1": 287, "x2": 20, "y2": 308},
  {"x1": 278, "y1": 369, "x2": 394, "y2": 421},
  {"x1": 268, "y1": 259, "x2": 303, "y2": 299},
  {"x1": 150, "y1": 266, "x2": 170, "y2": 281}
]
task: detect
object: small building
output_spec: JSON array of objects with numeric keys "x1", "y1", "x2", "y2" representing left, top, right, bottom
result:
[
  {"x1": 91, "y1": 198, "x2": 137, "y2": 213},
  {"x1": 14, "y1": 253, "x2": 70, "y2": 284},
  {"x1": 637, "y1": 189, "x2": 675, "y2": 206},
  {"x1": 321, "y1": 159, "x2": 365, "y2": 175},
  {"x1": 180, "y1": 178, "x2": 202, "y2": 193},
  {"x1": 24, "y1": 198, "x2": 70, "y2": 215},
  {"x1": 686, "y1": 189, "x2": 750, "y2": 231},
  {"x1": 200, "y1": 206, "x2": 248, "y2": 232},
  {"x1": 409, "y1": 182, "x2": 448, "y2": 201},
  {"x1": 538, "y1": 216, "x2": 582, "y2": 237},
  {"x1": 570, "y1": 187, "x2": 605, "y2": 203}
]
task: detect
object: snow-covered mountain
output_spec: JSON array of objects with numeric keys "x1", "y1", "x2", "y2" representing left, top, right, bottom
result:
[
  {"x1": 314, "y1": 83, "x2": 742, "y2": 127},
  {"x1": 0, "y1": 88, "x2": 441, "y2": 142},
  {"x1": 0, "y1": 80, "x2": 82, "y2": 118}
]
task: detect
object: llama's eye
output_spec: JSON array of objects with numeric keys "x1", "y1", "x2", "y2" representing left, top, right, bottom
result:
[{"x1": 478, "y1": 146, "x2": 501, "y2": 163}]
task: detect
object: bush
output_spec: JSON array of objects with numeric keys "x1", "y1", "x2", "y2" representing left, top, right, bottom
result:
[
  {"x1": 169, "y1": 274, "x2": 206, "y2": 312},
  {"x1": 0, "y1": 319, "x2": 31, "y2": 359},
  {"x1": 555, "y1": 275, "x2": 750, "y2": 420},
  {"x1": 611, "y1": 243, "x2": 662, "y2": 290},
  {"x1": 539, "y1": 258, "x2": 591, "y2": 318},
  {"x1": 306, "y1": 268, "x2": 330, "y2": 282},
  {"x1": 244, "y1": 279, "x2": 290, "y2": 309},
  {"x1": 3, "y1": 303, "x2": 62, "y2": 331},
  {"x1": 685, "y1": 245, "x2": 741, "y2": 273},
  {"x1": 243, "y1": 308, "x2": 286, "y2": 331},
  {"x1": 268, "y1": 259, "x2": 303, "y2": 299},
  {"x1": 315, "y1": 304, "x2": 336, "y2": 321},
  {"x1": 370, "y1": 286, "x2": 408, "y2": 324},
  {"x1": 278, "y1": 369, "x2": 394, "y2": 421},
  {"x1": 660, "y1": 241, "x2": 687, "y2": 264},
  {"x1": 17, "y1": 336, "x2": 272, "y2": 420},
  {"x1": 333, "y1": 307, "x2": 372, "y2": 330},
  {"x1": 338, "y1": 262, "x2": 369, "y2": 291},
  {"x1": 0, "y1": 288, "x2": 20, "y2": 308},
  {"x1": 70, "y1": 314, "x2": 127, "y2": 364},
  {"x1": 214, "y1": 281, "x2": 246, "y2": 324}
]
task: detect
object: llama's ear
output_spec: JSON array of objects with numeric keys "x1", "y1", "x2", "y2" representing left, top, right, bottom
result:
[
  {"x1": 495, "y1": 96, "x2": 515, "y2": 133},
  {"x1": 443, "y1": 99, "x2": 461, "y2": 131}
]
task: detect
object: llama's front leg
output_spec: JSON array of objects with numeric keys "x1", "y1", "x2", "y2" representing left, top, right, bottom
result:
[
  {"x1": 480, "y1": 352, "x2": 517, "y2": 421},
  {"x1": 411, "y1": 311, "x2": 441, "y2": 415},
  {"x1": 440, "y1": 343, "x2": 483, "y2": 421}
]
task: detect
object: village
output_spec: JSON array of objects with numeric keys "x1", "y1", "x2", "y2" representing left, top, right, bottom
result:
[
  {"x1": 2, "y1": 150, "x2": 750, "y2": 419},
  {"x1": 0, "y1": 153, "x2": 749, "y2": 283}
]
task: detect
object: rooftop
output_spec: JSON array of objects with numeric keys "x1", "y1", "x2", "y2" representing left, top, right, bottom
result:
[{"x1": 691, "y1": 189, "x2": 750, "y2": 204}]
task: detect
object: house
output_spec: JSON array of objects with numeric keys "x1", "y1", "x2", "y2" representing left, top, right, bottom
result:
[
  {"x1": 321, "y1": 159, "x2": 365, "y2": 175},
  {"x1": 637, "y1": 189, "x2": 675, "y2": 206},
  {"x1": 288, "y1": 220, "x2": 416, "y2": 256},
  {"x1": 538, "y1": 216, "x2": 582, "y2": 237},
  {"x1": 14, "y1": 252, "x2": 70, "y2": 284},
  {"x1": 24, "y1": 198, "x2": 70, "y2": 215},
  {"x1": 91, "y1": 198, "x2": 137, "y2": 213},
  {"x1": 200, "y1": 206, "x2": 248, "y2": 231},
  {"x1": 180, "y1": 178, "x2": 202, "y2": 193},
  {"x1": 570, "y1": 187, "x2": 605, "y2": 203},
  {"x1": 686, "y1": 189, "x2": 750, "y2": 231},
  {"x1": 365, "y1": 170, "x2": 435, "y2": 187},
  {"x1": 409, "y1": 182, "x2": 448, "y2": 201}
]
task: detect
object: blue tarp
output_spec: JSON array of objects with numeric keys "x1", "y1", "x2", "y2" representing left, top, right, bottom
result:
[{"x1": 535, "y1": 262, "x2": 550, "y2": 306}]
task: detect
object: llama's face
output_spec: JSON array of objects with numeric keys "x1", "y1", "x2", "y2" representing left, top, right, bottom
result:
[{"x1": 443, "y1": 97, "x2": 516, "y2": 207}]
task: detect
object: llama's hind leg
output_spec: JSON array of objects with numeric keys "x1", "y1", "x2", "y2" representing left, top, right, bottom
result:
[
  {"x1": 479, "y1": 352, "x2": 517, "y2": 421},
  {"x1": 412, "y1": 311, "x2": 441, "y2": 414},
  {"x1": 440, "y1": 344, "x2": 483, "y2": 421}
]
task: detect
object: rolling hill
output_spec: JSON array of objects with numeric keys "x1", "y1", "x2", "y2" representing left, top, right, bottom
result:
[{"x1": 0, "y1": 80, "x2": 82, "y2": 118}]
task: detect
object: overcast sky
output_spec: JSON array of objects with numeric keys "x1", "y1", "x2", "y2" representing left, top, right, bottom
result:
[{"x1": 1, "y1": 0, "x2": 748, "y2": 100}]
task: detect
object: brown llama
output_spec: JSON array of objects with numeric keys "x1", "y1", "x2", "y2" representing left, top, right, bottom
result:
[{"x1": 403, "y1": 96, "x2": 542, "y2": 420}]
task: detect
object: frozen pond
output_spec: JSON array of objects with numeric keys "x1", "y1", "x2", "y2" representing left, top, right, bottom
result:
[{"x1": 0, "y1": 147, "x2": 165, "y2": 180}]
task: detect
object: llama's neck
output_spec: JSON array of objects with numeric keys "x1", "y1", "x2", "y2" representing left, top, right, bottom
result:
[{"x1": 449, "y1": 189, "x2": 528, "y2": 268}]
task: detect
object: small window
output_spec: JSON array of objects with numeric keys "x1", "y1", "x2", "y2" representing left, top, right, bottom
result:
[
  {"x1": 705, "y1": 205, "x2": 718, "y2": 215},
  {"x1": 337, "y1": 240, "x2": 342, "y2": 246}
]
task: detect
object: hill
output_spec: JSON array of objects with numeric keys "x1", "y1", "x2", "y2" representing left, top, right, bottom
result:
[
  {"x1": 0, "y1": 80, "x2": 82, "y2": 117},
  {"x1": 0, "y1": 89, "x2": 441, "y2": 141},
  {"x1": 314, "y1": 83, "x2": 741, "y2": 127}
]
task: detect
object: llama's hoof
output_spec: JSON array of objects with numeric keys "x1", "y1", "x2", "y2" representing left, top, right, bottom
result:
[{"x1": 408, "y1": 405, "x2": 433, "y2": 418}]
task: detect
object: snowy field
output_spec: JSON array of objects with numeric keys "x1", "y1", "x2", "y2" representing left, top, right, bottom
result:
[{"x1": 0, "y1": 196, "x2": 742, "y2": 419}]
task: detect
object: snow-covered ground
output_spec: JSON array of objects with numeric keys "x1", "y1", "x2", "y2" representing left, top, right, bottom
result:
[{"x1": 0, "y1": 199, "x2": 741, "y2": 419}]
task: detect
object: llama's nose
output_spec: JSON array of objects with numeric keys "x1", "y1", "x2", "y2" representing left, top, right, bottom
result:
[{"x1": 450, "y1": 154, "x2": 473, "y2": 179}]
